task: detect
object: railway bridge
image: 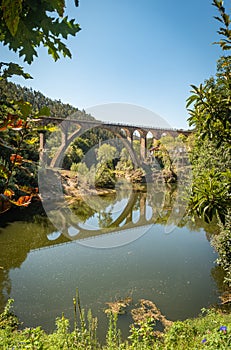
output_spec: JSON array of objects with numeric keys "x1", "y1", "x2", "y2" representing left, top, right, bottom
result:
[{"x1": 38, "y1": 117, "x2": 191, "y2": 168}]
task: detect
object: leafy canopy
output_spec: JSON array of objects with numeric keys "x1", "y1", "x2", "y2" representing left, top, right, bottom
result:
[
  {"x1": 187, "y1": 0, "x2": 231, "y2": 145},
  {"x1": 0, "y1": 0, "x2": 80, "y2": 65},
  {"x1": 186, "y1": 0, "x2": 231, "y2": 224}
]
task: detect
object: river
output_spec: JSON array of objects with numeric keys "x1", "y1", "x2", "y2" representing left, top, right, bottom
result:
[{"x1": 0, "y1": 180, "x2": 220, "y2": 339}]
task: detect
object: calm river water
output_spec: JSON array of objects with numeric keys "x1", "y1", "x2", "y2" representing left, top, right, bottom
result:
[{"x1": 0, "y1": 181, "x2": 220, "y2": 339}]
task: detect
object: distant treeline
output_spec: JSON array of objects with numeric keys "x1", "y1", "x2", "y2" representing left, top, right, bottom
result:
[{"x1": 0, "y1": 80, "x2": 94, "y2": 121}]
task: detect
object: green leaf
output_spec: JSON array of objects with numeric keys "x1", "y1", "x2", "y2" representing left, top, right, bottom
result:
[
  {"x1": 0, "y1": 164, "x2": 9, "y2": 179},
  {"x1": 214, "y1": 16, "x2": 223, "y2": 23},
  {"x1": 38, "y1": 106, "x2": 51, "y2": 117},
  {"x1": 0, "y1": 1, "x2": 81, "y2": 64},
  {"x1": 16, "y1": 100, "x2": 32, "y2": 118},
  {"x1": 1, "y1": 0, "x2": 23, "y2": 36},
  {"x1": 0, "y1": 62, "x2": 32, "y2": 80},
  {"x1": 186, "y1": 95, "x2": 198, "y2": 108}
]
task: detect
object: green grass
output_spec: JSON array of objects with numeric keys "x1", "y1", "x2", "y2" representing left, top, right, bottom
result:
[{"x1": 0, "y1": 299, "x2": 230, "y2": 349}]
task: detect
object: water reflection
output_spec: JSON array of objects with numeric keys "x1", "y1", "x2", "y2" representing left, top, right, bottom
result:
[
  {"x1": 0, "y1": 182, "x2": 221, "y2": 337},
  {"x1": 43, "y1": 181, "x2": 190, "y2": 245}
]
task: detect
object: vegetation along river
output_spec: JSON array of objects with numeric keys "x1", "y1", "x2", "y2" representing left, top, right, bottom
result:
[{"x1": 0, "y1": 181, "x2": 221, "y2": 339}]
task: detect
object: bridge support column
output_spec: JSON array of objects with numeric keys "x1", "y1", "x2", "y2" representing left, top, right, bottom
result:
[
  {"x1": 140, "y1": 133, "x2": 147, "y2": 161},
  {"x1": 125, "y1": 210, "x2": 133, "y2": 224},
  {"x1": 39, "y1": 131, "x2": 46, "y2": 163},
  {"x1": 61, "y1": 124, "x2": 69, "y2": 147},
  {"x1": 139, "y1": 194, "x2": 146, "y2": 219},
  {"x1": 126, "y1": 131, "x2": 133, "y2": 147}
]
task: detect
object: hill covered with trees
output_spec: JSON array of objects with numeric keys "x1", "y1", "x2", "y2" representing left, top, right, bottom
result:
[{"x1": 0, "y1": 80, "x2": 94, "y2": 121}]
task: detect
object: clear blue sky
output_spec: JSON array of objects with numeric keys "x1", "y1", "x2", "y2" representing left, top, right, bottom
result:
[{"x1": 1, "y1": 0, "x2": 225, "y2": 128}]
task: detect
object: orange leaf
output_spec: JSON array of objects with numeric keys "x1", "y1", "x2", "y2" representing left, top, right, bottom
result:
[
  {"x1": 3, "y1": 189, "x2": 14, "y2": 198},
  {"x1": 10, "y1": 154, "x2": 23, "y2": 165},
  {"x1": 10, "y1": 119, "x2": 24, "y2": 131},
  {"x1": 12, "y1": 195, "x2": 31, "y2": 207}
]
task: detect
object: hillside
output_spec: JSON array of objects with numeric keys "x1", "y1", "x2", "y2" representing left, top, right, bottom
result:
[{"x1": 0, "y1": 80, "x2": 94, "y2": 121}]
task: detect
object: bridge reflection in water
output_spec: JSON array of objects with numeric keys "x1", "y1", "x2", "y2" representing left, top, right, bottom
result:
[{"x1": 43, "y1": 181, "x2": 186, "y2": 249}]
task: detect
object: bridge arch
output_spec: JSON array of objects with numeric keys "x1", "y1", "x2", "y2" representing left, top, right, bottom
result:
[{"x1": 49, "y1": 124, "x2": 140, "y2": 168}]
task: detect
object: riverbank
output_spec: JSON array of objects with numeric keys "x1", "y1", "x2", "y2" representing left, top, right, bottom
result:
[
  {"x1": 61, "y1": 169, "x2": 116, "y2": 199},
  {"x1": 0, "y1": 299, "x2": 230, "y2": 349}
]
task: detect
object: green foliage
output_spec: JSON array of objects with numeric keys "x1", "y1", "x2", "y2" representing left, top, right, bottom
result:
[
  {"x1": 129, "y1": 318, "x2": 157, "y2": 348},
  {"x1": 0, "y1": 298, "x2": 20, "y2": 330},
  {"x1": 186, "y1": 0, "x2": 231, "y2": 289},
  {"x1": 0, "y1": 80, "x2": 93, "y2": 120},
  {"x1": 164, "y1": 308, "x2": 231, "y2": 350},
  {"x1": 188, "y1": 137, "x2": 231, "y2": 223},
  {"x1": 151, "y1": 139, "x2": 177, "y2": 183},
  {"x1": 0, "y1": 79, "x2": 95, "y2": 208},
  {"x1": 212, "y1": 209, "x2": 231, "y2": 286},
  {"x1": 0, "y1": 0, "x2": 82, "y2": 203},
  {"x1": 76, "y1": 162, "x2": 95, "y2": 188},
  {"x1": 94, "y1": 143, "x2": 117, "y2": 188},
  {"x1": 0, "y1": 301, "x2": 231, "y2": 350},
  {"x1": 0, "y1": 62, "x2": 32, "y2": 80},
  {"x1": 106, "y1": 313, "x2": 122, "y2": 349},
  {"x1": 213, "y1": 0, "x2": 231, "y2": 50},
  {"x1": 189, "y1": 168, "x2": 230, "y2": 223},
  {"x1": 0, "y1": 106, "x2": 40, "y2": 193},
  {"x1": 187, "y1": 2, "x2": 231, "y2": 146},
  {"x1": 164, "y1": 321, "x2": 197, "y2": 349},
  {"x1": 96, "y1": 143, "x2": 117, "y2": 165},
  {"x1": 70, "y1": 162, "x2": 79, "y2": 172},
  {"x1": 64, "y1": 146, "x2": 84, "y2": 169},
  {"x1": 0, "y1": 0, "x2": 80, "y2": 64},
  {"x1": 187, "y1": 74, "x2": 230, "y2": 145},
  {"x1": 95, "y1": 163, "x2": 116, "y2": 189},
  {"x1": 186, "y1": 1, "x2": 231, "y2": 146},
  {"x1": 187, "y1": 1, "x2": 231, "y2": 224},
  {"x1": 116, "y1": 147, "x2": 134, "y2": 173}
]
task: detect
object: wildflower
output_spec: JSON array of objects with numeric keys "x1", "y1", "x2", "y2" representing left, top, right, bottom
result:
[
  {"x1": 201, "y1": 338, "x2": 207, "y2": 343},
  {"x1": 219, "y1": 326, "x2": 227, "y2": 334}
]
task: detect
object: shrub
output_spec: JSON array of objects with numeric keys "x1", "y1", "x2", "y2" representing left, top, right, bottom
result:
[{"x1": 212, "y1": 210, "x2": 231, "y2": 287}]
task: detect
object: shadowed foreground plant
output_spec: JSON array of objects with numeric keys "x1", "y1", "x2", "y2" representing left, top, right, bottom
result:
[{"x1": 0, "y1": 298, "x2": 20, "y2": 330}]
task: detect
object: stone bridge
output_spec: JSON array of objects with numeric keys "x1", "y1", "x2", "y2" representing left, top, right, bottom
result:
[{"x1": 38, "y1": 117, "x2": 191, "y2": 168}]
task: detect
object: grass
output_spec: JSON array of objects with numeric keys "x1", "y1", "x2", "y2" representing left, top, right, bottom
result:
[{"x1": 0, "y1": 297, "x2": 230, "y2": 349}]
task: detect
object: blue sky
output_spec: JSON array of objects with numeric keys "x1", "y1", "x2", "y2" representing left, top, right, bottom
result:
[{"x1": 1, "y1": 0, "x2": 225, "y2": 128}]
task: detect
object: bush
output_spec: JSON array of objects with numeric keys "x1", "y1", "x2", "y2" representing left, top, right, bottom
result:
[
  {"x1": 212, "y1": 210, "x2": 231, "y2": 287},
  {"x1": 95, "y1": 163, "x2": 116, "y2": 189}
]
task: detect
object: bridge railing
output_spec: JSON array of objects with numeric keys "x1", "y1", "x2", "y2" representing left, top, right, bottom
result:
[{"x1": 38, "y1": 116, "x2": 191, "y2": 132}]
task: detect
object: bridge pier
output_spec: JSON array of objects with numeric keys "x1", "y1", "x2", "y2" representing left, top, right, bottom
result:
[
  {"x1": 125, "y1": 128, "x2": 135, "y2": 148},
  {"x1": 39, "y1": 131, "x2": 46, "y2": 163},
  {"x1": 140, "y1": 132, "x2": 148, "y2": 161},
  {"x1": 61, "y1": 128, "x2": 68, "y2": 147},
  {"x1": 139, "y1": 193, "x2": 146, "y2": 218}
]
